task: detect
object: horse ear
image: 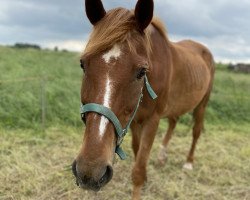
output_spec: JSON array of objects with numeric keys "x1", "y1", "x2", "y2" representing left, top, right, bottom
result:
[
  {"x1": 85, "y1": 0, "x2": 106, "y2": 25},
  {"x1": 135, "y1": 0, "x2": 154, "y2": 31}
]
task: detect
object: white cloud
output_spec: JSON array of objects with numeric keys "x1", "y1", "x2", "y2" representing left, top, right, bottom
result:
[
  {"x1": 171, "y1": 33, "x2": 250, "y2": 63},
  {"x1": 0, "y1": 0, "x2": 250, "y2": 63},
  {"x1": 45, "y1": 40, "x2": 87, "y2": 52},
  {"x1": 155, "y1": 0, "x2": 250, "y2": 62},
  {"x1": 0, "y1": 1, "x2": 9, "y2": 21}
]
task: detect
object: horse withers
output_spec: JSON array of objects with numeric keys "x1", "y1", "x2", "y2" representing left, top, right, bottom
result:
[{"x1": 72, "y1": 0, "x2": 215, "y2": 199}]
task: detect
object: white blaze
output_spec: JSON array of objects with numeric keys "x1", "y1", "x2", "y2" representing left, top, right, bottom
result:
[
  {"x1": 103, "y1": 78, "x2": 111, "y2": 107},
  {"x1": 98, "y1": 78, "x2": 111, "y2": 137},
  {"x1": 102, "y1": 44, "x2": 121, "y2": 63},
  {"x1": 98, "y1": 44, "x2": 122, "y2": 137}
]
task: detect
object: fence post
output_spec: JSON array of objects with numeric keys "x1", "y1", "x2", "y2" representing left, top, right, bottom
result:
[{"x1": 41, "y1": 77, "x2": 46, "y2": 130}]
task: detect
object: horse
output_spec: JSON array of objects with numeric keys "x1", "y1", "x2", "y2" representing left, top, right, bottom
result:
[{"x1": 71, "y1": 0, "x2": 215, "y2": 199}]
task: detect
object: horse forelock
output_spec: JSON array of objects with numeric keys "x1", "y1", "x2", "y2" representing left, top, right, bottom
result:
[{"x1": 82, "y1": 8, "x2": 168, "y2": 60}]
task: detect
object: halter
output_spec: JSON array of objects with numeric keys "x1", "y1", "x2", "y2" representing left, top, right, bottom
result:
[{"x1": 80, "y1": 75, "x2": 157, "y2": 160}]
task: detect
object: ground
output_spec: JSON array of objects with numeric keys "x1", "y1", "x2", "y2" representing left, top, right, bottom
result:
[{"x1": 1, "y1": 123, "x2": 250, "y2": 200}]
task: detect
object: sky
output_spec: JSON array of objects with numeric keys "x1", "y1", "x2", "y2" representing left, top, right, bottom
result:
[{"x1": 0, "y1": 0, "x2": 250, "y2": 63}]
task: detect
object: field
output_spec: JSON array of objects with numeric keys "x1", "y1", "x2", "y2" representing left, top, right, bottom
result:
[{"x1": 0, "y1": 46, "x2": 250, "y2": 199}]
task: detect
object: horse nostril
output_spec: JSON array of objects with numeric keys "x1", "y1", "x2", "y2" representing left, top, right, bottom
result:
[{"x1": 99, "y1": 165, "x2": 113, "y2": 185}]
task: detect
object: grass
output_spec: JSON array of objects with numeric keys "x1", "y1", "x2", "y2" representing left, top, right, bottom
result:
[
  {"x1": 1, "y1": 124, "x2": 250, "y2": 200},
  {"x1": 0, "y1": 46, "x2": 82, "y2": 128},
  {"x1": 207, "y1": 67, "x2": 250, "y2": 123},
  {"x1": 0, "y1": 46, "x2": 250, "y2": 199},
  {"x1": 0, "y1": 46, "x2": 250, "y2": 129}
]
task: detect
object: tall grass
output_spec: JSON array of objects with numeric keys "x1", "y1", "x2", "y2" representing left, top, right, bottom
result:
[
  {"x1": 208, "y1": 64, "x2": 250, "y2": 124},
  {"x1": 0, "y1": 46, "x2": 82, "y2": 128},
  {"x1": 0, "y1": 46, "x2": 249, "y2": 129}
]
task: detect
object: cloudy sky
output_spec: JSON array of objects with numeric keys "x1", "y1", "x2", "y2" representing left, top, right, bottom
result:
[{"x1": 1, "y1": 0, "x2": 250, "y2": 63}]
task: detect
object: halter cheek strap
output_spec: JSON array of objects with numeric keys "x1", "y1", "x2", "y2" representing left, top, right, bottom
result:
[{"x1": 80, "y1": 75, "x2": 157, "y2": 160}]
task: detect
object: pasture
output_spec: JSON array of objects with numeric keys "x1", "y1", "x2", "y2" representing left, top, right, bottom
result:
[{"x1": 0, "y1": 46, "x2": 250, "y2": 199}]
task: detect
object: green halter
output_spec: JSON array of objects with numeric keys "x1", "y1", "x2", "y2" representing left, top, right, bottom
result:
[{"x1": 80, "y1": 75, "x2": 157, "y2": 160}]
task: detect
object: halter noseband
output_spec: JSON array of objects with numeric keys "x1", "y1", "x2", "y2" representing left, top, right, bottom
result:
[{"x1": 80, "y1": 75, "x2": 157, "y2": 160}]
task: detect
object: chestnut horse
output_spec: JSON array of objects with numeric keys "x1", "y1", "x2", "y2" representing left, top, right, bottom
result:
[{"x1": 72, "y1": 0, "x2": 215, "y2": 199}]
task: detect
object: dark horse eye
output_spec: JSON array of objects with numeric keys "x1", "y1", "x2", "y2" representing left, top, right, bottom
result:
[
  {"x1": 137, "y1": 68, "x2": 147, "y2": 79},
  {"x1": 80, "y1": 59, "x2": 85, "y2": 72}
]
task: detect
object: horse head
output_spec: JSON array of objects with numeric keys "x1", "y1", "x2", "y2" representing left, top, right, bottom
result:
[{"x1": 72, "y1": 0, "x2": 154, "y2": 191}]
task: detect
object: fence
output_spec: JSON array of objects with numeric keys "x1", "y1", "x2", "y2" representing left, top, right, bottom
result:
[
  {"x1": 0, "y1": 73, "x2": 249, "y2": 129},
  {"x1": 0, "y1": 76, "x2": 82, "y2": 129}
]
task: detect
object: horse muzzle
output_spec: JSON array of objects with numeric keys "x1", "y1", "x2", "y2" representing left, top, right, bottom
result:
[{"x1": 72, "y1": 160, "x2": 113, "y2": 191}]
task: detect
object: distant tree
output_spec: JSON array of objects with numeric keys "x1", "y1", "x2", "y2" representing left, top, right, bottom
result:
[
  {"x1": 54, "y1": 46, "x2": 58, "y2": 52},
  {"x1": 14, "y1": 43, "x2": 41, "y2": 50}
]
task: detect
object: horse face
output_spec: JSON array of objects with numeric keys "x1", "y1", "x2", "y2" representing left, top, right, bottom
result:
[
  {"x1": 73, "y1": 43, "x2": 149, "y2": 190},
  {"x1": 72, "y1": 0, "x2": 154, "y2": 191}
]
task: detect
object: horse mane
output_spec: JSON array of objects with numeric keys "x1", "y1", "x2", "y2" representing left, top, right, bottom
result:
[
  {"x1": 82, "y1": 8, "x2": 169, "y2": 59},
  {"x1": 151, "y1": 17, "x2": 168, "y2": 41}
]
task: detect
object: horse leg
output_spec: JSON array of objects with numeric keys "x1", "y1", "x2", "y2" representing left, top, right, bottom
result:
[
  {"x1": 183, "y1": 96, "x2": 209, "y2": 170},
  {"x1": 131, "y1": 122, "x2": 142, "y2": 158},
  {"x1": 132, "y1": 115, "x2": 160, "y2": 200},
  {"x1": 157, "y1": 118, "x2": 178, "y2": 165}
]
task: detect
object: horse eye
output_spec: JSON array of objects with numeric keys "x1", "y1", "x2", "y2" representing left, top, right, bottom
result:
[
  {"x1": 80, "y1": 59, "x2": 85, "y2": 72},
  {"x1": 137, "y1": 68, "x2": 147, "y2": 79}
]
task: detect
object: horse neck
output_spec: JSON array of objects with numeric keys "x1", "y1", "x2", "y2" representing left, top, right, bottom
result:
[{"x1": 148, "y1": 24, "x2": 173, "y2": 81}]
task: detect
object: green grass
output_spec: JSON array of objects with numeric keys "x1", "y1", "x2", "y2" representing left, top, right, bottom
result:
[
  {"x1": 0, "y1": 46, "x2": 82, "y2": 128},
  {"x1": 0, "y1": 45, "x2": 250, "y2": 129},
  {"x1": 207, "y1": 67, "x2": 250, "y2": 124},
  {"x1": 0, "y1": 46, "x2": 250, "y2": 199}
]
